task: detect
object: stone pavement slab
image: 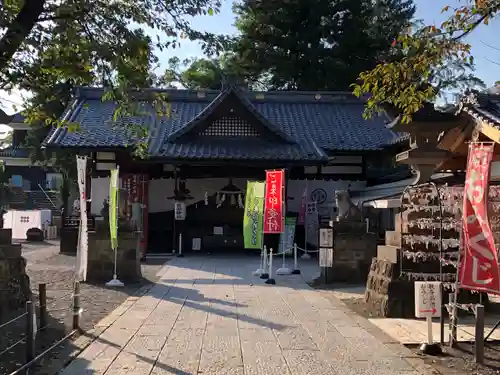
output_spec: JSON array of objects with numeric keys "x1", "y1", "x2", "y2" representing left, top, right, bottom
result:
[{"x1": 60, "y1": 256, "x2": 431, "y2": 375}]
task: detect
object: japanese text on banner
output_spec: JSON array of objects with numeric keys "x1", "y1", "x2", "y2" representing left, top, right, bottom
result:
[
  {"x1": 263, "y1": 170, "x2": 284, "y2": 233},
  {"x1": 243, "y1": 181, "x2": 265, "y2": 249},
  {"x1": 459, "y1": 142, "x2": 500, "y2": 294}
]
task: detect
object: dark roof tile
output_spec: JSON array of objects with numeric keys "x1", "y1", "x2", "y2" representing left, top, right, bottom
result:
[{"x1": 44, "y1": 87, "x2": 401, "y2": 161}]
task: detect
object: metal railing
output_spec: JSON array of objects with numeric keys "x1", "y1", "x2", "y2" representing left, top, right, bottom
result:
[{"x1": 37, "y1": 184, "x2": 57, "y2": 209}]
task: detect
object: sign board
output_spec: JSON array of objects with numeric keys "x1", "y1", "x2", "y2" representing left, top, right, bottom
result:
[
  {"x1": 174, "y1": 201, "x2": 186, "y2": 220},
  {"x1": 414, "y1": 281, "x2": 442, "y2": 318},
  {"x1": 319, "y1": 228, "x2": 333, "y2": 247},
  {"x1": 319, "y1": 248, "x2": 333, "y2": 267},
  {"x1": 192, "y1": 238, "x2": 201, "y2": 251}
]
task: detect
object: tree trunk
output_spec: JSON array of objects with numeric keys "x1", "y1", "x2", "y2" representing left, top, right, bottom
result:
[{"x1": 0, "y1": 0, "x2": 47, "y2": 73}]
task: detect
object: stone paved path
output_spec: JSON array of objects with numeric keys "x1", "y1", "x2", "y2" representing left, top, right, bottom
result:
[{"x1": 60, "y1": 256, "x2": 425, "y2": 375}]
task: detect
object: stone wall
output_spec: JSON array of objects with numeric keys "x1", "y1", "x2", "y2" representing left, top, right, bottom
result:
[
  {"x1": 0, "y1": 229, "x2": 31, "y2": 319},
  {"x1": 86, "y1": 222, "x2": 142, "y2": 283}
]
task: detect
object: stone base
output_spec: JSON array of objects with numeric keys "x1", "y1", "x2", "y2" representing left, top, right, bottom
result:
[
  {"x1": 87, "y1": 231, "x2": 142, "y2": 283},
  {"x1": 316, "y1": 230, "x2": 377, "y2": 284},
  {"x1": 0, "y1": 243, "x2": 31, "y2": 319},
  {"x1": 364, "y1": 258, "x2": 415, "y2": 318}
]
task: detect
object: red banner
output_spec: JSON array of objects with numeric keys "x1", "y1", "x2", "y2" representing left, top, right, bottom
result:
[
  {"x1": 459, "y1": 142, "x2": 500, "y2": 294},
  {"x1": 263, "y1": 169, "x2": 285, "y2": 233},
  {"x1": 122, "y1": 174, "x2": 149, "y2": 257}
]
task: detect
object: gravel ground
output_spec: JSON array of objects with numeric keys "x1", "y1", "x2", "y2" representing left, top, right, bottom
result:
[
  {"x1": 318, "y1": 281, "x2": 500, "y2": 375},
  {"x1": 410, "y1": 342, "x2": 500, "y2": 375},
  {"x1": 0, "y1": 241, "x2": 167, "y2": 375}
]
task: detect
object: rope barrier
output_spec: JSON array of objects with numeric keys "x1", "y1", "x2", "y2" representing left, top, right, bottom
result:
[
  {"x1": 0, "y1": 312, "x2": 28, "y2": 330},
  {"x1": 0, "y1": 337, "x2": 26, "y2": 358},
  {"x1": 295, "y1": 246, "x2": 320, "y2": 253}
]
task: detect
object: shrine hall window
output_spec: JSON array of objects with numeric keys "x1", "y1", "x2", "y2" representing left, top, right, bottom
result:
[{"x1": 199, "y1": 116, "x2": 260, "y2": 137}]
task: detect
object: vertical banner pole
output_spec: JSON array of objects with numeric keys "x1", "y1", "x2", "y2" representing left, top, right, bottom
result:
[{"x1": 106, "y1": 166, "x2": 124, "y2": 287}]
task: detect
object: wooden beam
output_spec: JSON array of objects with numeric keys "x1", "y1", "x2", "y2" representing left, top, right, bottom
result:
[{"x1": 475, "y1": 120, "x2": 500, "y2": 144}]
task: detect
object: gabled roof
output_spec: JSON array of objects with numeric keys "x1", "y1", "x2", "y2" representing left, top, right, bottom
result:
[
  {"x1": 166, "y1": 87, "x2": 294, "y2": 143},
  {"x1": 44, "y1": 86, "x2": 403, "y2": 162}
]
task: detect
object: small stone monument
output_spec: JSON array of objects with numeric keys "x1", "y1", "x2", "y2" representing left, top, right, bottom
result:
[{"x1": 312, "y1": 190, "x2": 377, "y2": 285}]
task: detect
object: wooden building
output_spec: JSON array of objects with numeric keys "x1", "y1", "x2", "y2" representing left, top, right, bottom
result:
[
  {"x1": 43, "y1": 85, "x2": 408, "y2": 254},
  {"x1": 398, "y1": 91, "x2": 500, "y2": 177}
]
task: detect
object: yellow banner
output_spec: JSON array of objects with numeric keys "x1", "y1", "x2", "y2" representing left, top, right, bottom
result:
[
  {"x1": 243, "y1": 181, "x2": 265, "y2": 249},
  {"x1": 109, "y1": 168, "x2": 119, "y2": 250}
]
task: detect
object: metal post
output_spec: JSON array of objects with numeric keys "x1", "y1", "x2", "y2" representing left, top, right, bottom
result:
[
  {"x1": 440, "y1": 284, "x2": 444, "y2": 345},
  {"x1": 427, "y1": 316, "x2": 434, "y2": 345},
  {"x1": 177, "y1": 232, "x2": 184, "y2": 257},
  {"x1": 475, "y1": 304, "x2": 485, "y2": 364},
  {"x1": 449, "y1": 293, "x2": 457, "y2": 348},
  {"x1": 292, "y1": 243, "x2": 300, "y2": 274},
  {"x1": 72, "y1": 281, "x2": 80, "y2": 330},
  {"x1": 25, "y1": 300, "x2": 35, "y2": 372},
  {"x1": 39, "y1": 283, "x2": 47, "y2": 331}
]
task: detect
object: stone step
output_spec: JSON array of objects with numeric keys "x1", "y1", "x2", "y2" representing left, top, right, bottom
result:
[
  {"x1": 377, "y1": 245, "x2": 399, "y2": 264},
  {"x1": 385, "y1": 231, "x2": 401, "y2": 247}
]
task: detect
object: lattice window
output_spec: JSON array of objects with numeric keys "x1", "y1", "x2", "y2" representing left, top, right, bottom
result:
[{"x1": 199, "y1": 116, "x2": 260, "y2": 137}]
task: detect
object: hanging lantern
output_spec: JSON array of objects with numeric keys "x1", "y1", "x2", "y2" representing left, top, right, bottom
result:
[{"x1": 217, "y1": 177, "x2": 243, "y2": 209}]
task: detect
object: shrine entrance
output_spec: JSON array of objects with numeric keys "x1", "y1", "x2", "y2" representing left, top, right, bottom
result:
[{"x1": 184, "y1": 178, "x2": 247, "y2": 254}]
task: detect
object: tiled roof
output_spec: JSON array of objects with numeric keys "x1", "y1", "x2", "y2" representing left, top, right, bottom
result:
[
  {"x1": 44, "y1": 87, "x2": 402, "y2": 161},
  {"x1": 0, "y1": 147, "x2": 29, "y2": 158},
  {"x1": 462, "y1": 92, "x2": 500, "y2": 126}
]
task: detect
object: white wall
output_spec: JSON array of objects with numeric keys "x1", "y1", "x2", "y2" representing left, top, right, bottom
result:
[{"x1": 91, "y1": 176, "x2": 366, "y2": 216}]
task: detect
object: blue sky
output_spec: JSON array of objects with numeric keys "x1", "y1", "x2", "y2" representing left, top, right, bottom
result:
[
  {"x1": 0, "y1": 0, "x2": 498, "y2": 117},
  {"x1": 155, "y1": 0, "x2": 499, "y2": 87}
]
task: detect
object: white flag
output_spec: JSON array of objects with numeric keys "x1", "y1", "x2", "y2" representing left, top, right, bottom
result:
[{"x1": 75, "y1": 156, "x2": 88, "y2": 282}]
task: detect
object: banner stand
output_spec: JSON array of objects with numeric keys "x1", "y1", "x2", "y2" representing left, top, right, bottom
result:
[
  {"x1": 292, "y1": 243, "x2": 301, "y2": 274},
  {"x1": 265, "y1": 248, "x2": 276, "y2": 285},
  {"x1": 106, "y1": 166, "x2": 124, "y2": 288},
  {"x1": 260, "y1": 246, "x2": 269, "y2": 279},
  {"x1": 276, "y1": 250, "x2": 292, "y2": 275},
  {"x1": 253, "y1": 248, "x2": 265, "y2": 276}
]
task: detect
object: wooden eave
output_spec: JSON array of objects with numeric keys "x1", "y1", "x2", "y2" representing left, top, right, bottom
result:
[{"x1": 395, "y1": 148, "x2": 451, "y2": 165}]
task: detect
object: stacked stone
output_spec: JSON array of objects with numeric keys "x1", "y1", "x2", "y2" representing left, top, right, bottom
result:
[
  {"x1": 0, "y1": 229, "x2": 31, "y2": 320},
  {"x1": 364, "y1": 211, "x2": 415, "y2": 318}
]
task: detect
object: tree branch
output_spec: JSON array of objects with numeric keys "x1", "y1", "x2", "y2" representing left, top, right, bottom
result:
[{"x1": 0, "y1": 0, "x2": 47, "y2": 74}]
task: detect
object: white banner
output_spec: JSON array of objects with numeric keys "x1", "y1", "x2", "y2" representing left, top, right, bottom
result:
[
  {"x1": 279, "y1": 218, "x2": 297, "y2": 255},
  {"x1": 306, "y1": 201, "x2": 319, "y2": 247},
  {"x1": 76, "y1": 156, "x2": 88, "y2": 282}
]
